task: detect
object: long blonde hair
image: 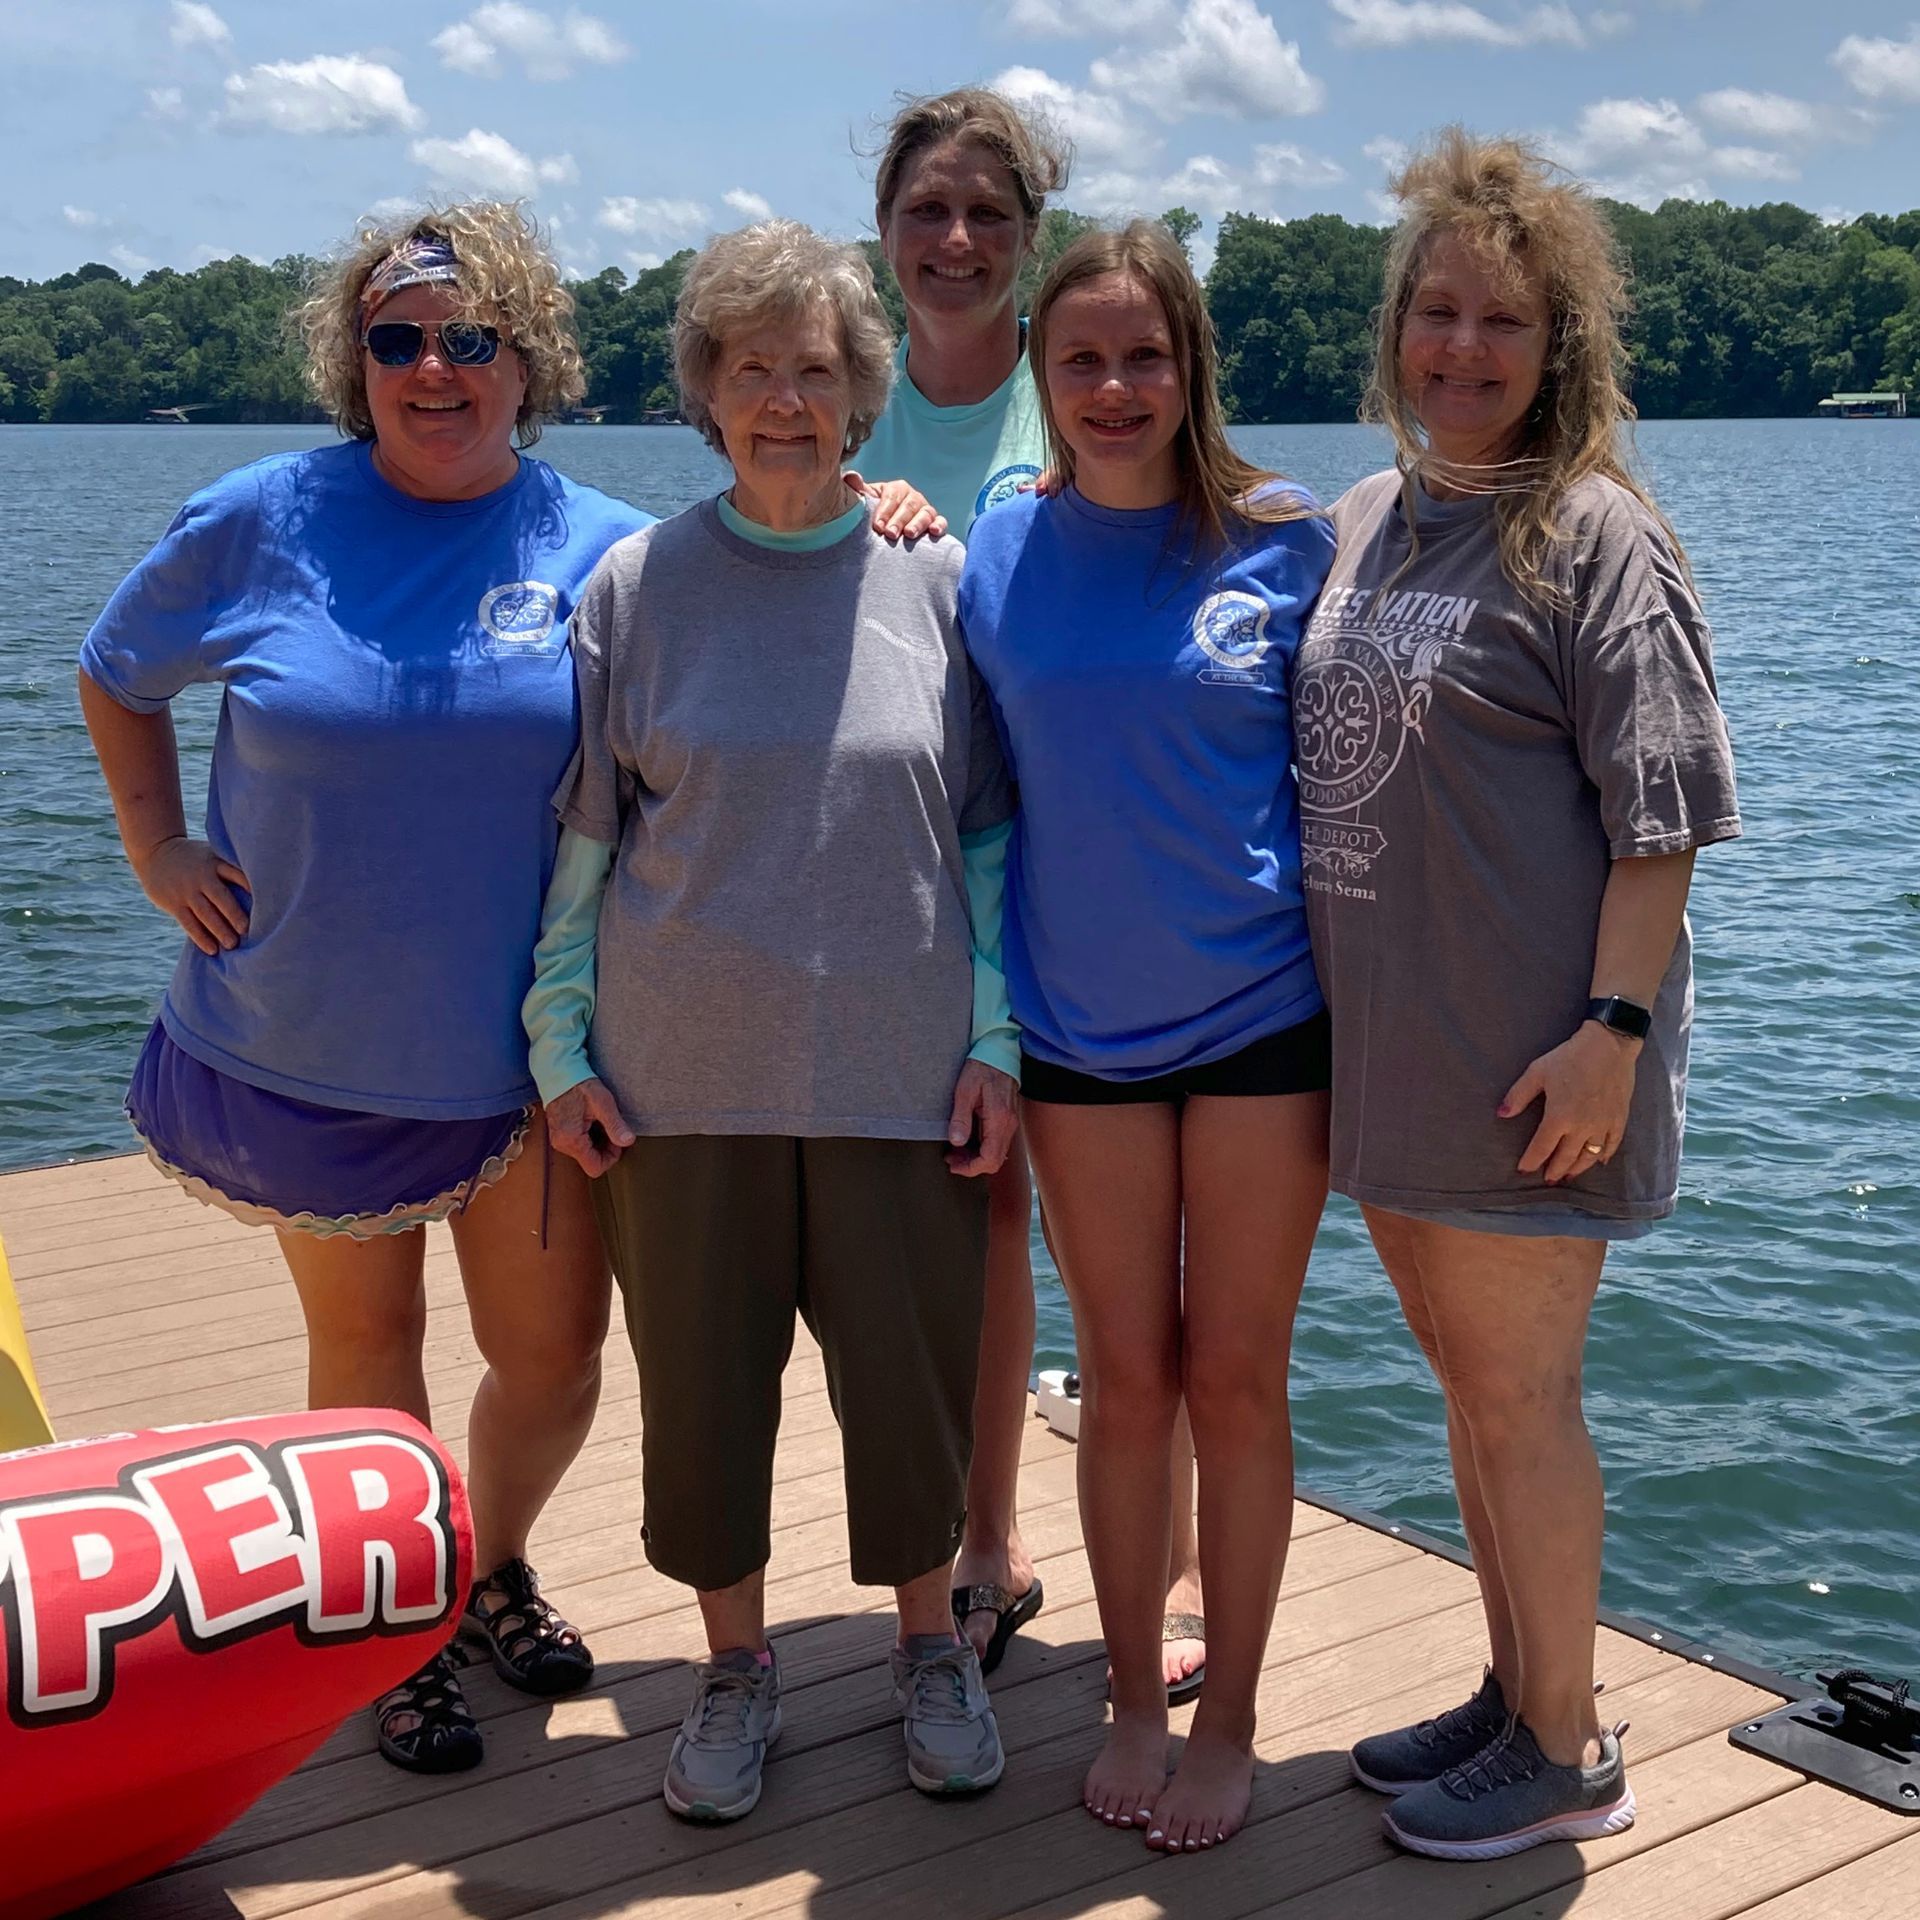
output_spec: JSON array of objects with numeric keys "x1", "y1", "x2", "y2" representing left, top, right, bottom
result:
[
  {"x1": 1366, "y1": 127, "x2": 1683, "y2": 604},
  {"x1": 1027, "y1": 220, "x2": 1314, "y2": 554}
]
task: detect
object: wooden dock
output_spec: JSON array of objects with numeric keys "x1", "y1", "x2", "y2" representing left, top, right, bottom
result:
[{"x1": 3, "y1": 1153, "x2": 1913, "y2": 1918}]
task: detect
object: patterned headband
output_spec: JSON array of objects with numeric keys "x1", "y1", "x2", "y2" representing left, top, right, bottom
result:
[{"x1": 358, "y1": 237, "x2": 461, "y2": 329}]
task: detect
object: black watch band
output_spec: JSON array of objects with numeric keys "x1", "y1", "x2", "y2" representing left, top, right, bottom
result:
[{"x1": 1586, "y1": 995, "x2": 1652, "y2": 1041}]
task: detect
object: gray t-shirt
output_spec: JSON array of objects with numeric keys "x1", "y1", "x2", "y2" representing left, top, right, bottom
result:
[
  {"x1": 1295, "y1": 470, "x2": 1742, "y2": 1218},
  {"x1": 560, "y1": 499, "x2": 1013, "y2": 1139}
]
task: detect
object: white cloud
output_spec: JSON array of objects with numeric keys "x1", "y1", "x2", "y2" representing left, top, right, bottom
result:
[
  {"x1": 1711, "y1": 146, "x2": 1798, "y2": 182},
  {"x1": 1551, "y1": 95, "x2": 1796, "y2": 205},
  {"x1": 991, "y1": 65, "x2": 1139, "y2": 162},
  {"x1": 1072, "y1": 141, "x2": 1342, "y2": 222},
  {"x1": 222, "y1": 56, "x2": 423, "y2": 136},
  {"x1": 146, "y1": 86, "x2": 186, "y2": 119},
  {"x1": 1005, "y1": 0, "x2": 1173, "y2": 31},
  {"x1": 1251, "y1": 142, "x2": 1347, "y2": 188},
  {"x1": 412, "y1": 129, "x2": 577, "y2": 196},
  {"x1": 169, "y1": 2, "x2": 230, "y2": 50},
  {"x1": 1695, "y1": 88, "x2": 1820, "y2": 143},
  {"x1": 362, "y1": 195, "x2": 421, "y2": 225},
  {"x1": 110, "y1": 245, "x2": 155, "y2": 277},
  {"x1": 1327, "y1": 1, "x2": 1618, "y2": 49},
  {"x1": 432, "y1": 4, "x2": 630, "y2": 81},
  {"x1": 722, "y1": 188, "x2": 773, "y2": 221},
  {"x1": 1093, "y1": 0, "x2": 1324, "y2": 121},
  {"x1": 598, "y1": 196, "x2": 709, "y2": 238},
  {"x1": 1831, "y1": 27, "x2": 1920, "y2": 105},
  {"x1": 62, "y1": 205, "x2": 102, "y2": 228}
]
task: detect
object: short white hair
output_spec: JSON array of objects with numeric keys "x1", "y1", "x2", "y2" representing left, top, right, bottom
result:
[{"x1": 673, "y1": 220, "x2": 895, "y2": 457}]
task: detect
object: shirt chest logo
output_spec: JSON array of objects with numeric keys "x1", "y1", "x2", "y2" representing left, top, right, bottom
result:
[
  {"x1": 1293, "y1": 585, "x2": 1477, "y2": 883},
  {"x1": 478, "y1": 581, "x2": 562, "y2": 655},
  {"x1": 975, "y1": 464, "x2": 1041, "y2": 520},
  {"x1": 1192, "y1": 590, "x2": 1271, "y2": 687}
]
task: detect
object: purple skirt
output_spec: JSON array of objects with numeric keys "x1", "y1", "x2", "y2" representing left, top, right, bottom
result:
[{"x1": 126, "y1": 1022, "x2": 528, "y2": 1238}]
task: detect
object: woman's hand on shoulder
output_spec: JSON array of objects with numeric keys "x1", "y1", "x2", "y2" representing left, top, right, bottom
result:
[
  {"x1": 843, "y1": 472, "x2": 947, "y2": 543},
  {"x1": 134, "y1": 835, "x2": 250, "y2": 955},
  {"x1": 1499, "y1": 1023, "x2": 1641, "y2": 1185},
  {"x1": 545, "y1": 1076, "x2": 635, "y2": 1177},
  {"x1": 946, "y1": 1060, "x2": 1019, "y2": 1177}
]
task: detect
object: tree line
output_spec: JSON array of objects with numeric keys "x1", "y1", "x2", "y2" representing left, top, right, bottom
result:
[{"x1": 5, "y1": 196, "x2": 1918, "y2": 428}]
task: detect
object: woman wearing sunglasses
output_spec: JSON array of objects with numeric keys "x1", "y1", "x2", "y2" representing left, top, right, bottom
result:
[{"x1": 76, "y1": 203, "x2": 937, "y2": 1775}]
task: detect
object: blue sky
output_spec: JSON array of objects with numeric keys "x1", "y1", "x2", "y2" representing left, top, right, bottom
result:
[{"x1": 5, "y1": 0, "x2": 1920, "y2": 282}]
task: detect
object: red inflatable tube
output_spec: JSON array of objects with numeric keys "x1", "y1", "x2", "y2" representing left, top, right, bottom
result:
[{"x1": 0, "y1": 1410, "x2": 473, "y2": 1918}]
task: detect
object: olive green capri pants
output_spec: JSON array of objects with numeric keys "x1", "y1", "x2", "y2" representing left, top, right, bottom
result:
[{"x1": 592, "y1": 1134, "x2": 990, "y2": 1593}]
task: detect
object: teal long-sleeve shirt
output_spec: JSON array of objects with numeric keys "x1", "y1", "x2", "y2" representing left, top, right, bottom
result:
[{"x1": 522, "y1": 820, "x2": 1020, "y2": 1106}]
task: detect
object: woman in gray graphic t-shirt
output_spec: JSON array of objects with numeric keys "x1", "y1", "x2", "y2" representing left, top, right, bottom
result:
[{"x1": 1294, "y1": 131, "x2": 1740, "y2": 1862}]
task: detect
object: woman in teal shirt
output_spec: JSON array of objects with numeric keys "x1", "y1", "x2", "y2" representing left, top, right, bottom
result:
[{"x1": 861, "y1": 86, "x2": 1210, "y2": 1704}]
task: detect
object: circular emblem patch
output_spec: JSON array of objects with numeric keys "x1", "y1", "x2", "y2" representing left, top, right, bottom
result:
[
  {"x1": 975, "y1": 464, "x2": 1042, "y2": 520},
  {"x1": 1292, "y1": 630, "x2": 1409, "y2": 814},
  {"x1": 478, "y1": 581, "x2": 559, "y2": 647},
  {"x1": 1191, "y1": 591, "x2": 1272, "y2": 669}
]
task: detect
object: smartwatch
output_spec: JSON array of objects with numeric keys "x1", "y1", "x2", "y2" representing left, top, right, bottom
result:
[{"x1": 1586, "y1": 995, "x2": 1652, "y2": 1041}]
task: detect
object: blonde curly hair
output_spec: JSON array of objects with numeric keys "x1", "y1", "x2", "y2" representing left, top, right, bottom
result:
[
  {"x1": 299, "y1": 200, "x2": 585, "y2": 446},
  {"x1": 1366, "y1": 127, "x2": 1683, "y2": 605}
]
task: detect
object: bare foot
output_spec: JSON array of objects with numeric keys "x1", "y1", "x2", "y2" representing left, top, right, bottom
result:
[
  {"x1": 1162, "y1": 1567, "x2": 1205, "y2": 1693},
  {"x1": 951, "y1": 1531, "x2": 1039, "y2": 1662},
  {"x1": 1145, "y1": 1730, "x2": 1253, "y2": 1853},
  {"x1": 1083, "y1": 1712, "x2": 1169, "y2": 1831}
]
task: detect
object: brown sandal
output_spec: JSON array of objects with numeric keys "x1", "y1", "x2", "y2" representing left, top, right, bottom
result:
[{"x1": 1164, "y1": 1612, "x2": 1206, "y2": 1705}]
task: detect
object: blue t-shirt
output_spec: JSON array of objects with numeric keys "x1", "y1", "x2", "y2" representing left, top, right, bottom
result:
[
  {"x1": 80, "y1": 442, "x2": 653, "y2": 1118},
  {"x1": 959, "y1": 486, "x2": 1336, "y2": 1078}
]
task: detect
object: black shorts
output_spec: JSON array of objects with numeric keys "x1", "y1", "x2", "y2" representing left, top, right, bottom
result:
[{"x1": 1020, "y1": 1010, "x2": 1332, "y2": 1106}]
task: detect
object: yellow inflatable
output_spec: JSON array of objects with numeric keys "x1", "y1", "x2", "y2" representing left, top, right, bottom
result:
[{"x1": 0, "y1": 1231, "x2": 54, "y2": 1451}]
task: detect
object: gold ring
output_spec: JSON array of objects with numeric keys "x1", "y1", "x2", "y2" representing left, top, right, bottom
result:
[{"x1": 1583, "y1": 1142, "x2": 1603, "y2": 1154}]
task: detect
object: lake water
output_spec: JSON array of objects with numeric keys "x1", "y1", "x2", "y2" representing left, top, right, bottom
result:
[{"x1": 2, "y1": 419, "x2": 1916, "y2": 1683}]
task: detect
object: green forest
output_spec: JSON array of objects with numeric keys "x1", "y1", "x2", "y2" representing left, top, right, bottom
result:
[{"x1": 4, "y1": 195, "x2": 1918, "y2": 427}]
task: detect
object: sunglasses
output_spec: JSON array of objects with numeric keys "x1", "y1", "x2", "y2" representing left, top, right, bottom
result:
[{"x1": 362, "y1": 320, "x2": 503, "y2": 368}]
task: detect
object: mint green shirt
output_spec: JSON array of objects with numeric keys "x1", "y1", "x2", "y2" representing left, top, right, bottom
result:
[
  {"x1": 522, "y1": 497, "x2": 1019, "y2": 1104},
  {"x1": 857, "y1": 332, "x2": 1048, "y2": 536}
]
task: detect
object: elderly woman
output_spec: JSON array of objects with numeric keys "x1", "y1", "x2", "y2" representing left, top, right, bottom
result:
[
  {"x1": 77, "y1": 202, "x2": 657, "y2": 1773},
  {"x1": 524, "y1": 219, "x2": 1019, "y2": 1824},
  {"x1": 1294, "y1": 130, "x2": 1741, "y2": 1859}
]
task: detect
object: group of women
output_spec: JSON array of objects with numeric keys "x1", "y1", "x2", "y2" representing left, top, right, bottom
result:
[{"x1": 79, "y1": 87, "x2": 1739, "y2": 1865}]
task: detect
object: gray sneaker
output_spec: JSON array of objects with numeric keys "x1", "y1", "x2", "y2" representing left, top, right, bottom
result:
[
  {"x1": 890, "y1": 1637, "x2": 1005, "y2": 1795},
  {"x1": 1350, "y1": 1667, "x2": 1508, "y2": 1793},
  {"x1": 1383, "y1": 1717, "x2": 1636, "y2": 1861},
  {"x1": 663, "y1": 1647, "x2": 783, "y2": 1823}
]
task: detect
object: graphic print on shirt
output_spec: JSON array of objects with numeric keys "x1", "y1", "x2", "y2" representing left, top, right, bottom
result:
[
  {"x1": 1293, "y1": 583, "x2": 1478, "y2": 894},
  {"x1": 478, "y1": 580, "x2": 562, "y2": 655},
  {"x1": 1192, "y1": 590, "x2": 1273, "y2": 688},
  {"x1": 975, "y1": 464, "x2": 1042, "y2": 521}
]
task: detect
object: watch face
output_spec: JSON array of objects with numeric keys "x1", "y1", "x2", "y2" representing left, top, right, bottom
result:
[{"x1": 1591, "y1": 996, "x2": 1653, "y2": 1040}]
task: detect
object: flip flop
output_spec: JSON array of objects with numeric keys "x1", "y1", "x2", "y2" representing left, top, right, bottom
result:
[
  {"x1": 951, "y1": 1578, "x2": 1045, "y2": 1677},
  {"x1": 1164, "y1": 1611, "x2": 1206, "y2": 1705}
]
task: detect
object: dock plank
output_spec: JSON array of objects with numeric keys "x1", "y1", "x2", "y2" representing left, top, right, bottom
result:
[
  {"x1": 1731, "y1": 1828, "x2": 1920, "y2": 1918},
  {"x1": 0, "y1": 1155, "x2": 1861, "y2": 1920}
]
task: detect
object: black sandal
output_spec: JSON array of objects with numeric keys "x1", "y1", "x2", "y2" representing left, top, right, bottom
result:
[
  {"x1": 375, "y1": 1648, "x2": 484, "y2": 1774},
  {"x1": 951, "y1": 1577, "x2": 1045, "y2": 1678},
  {"x1": 460, "y1": 1557, "x2": 595, "y2": 1697}
]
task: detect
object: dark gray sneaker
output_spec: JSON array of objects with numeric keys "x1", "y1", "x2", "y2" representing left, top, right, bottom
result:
[
  {"x1": 1383, "y1": 1718, "x2": 1635, "y2": 1861},
  {"x1": 1350, "y1": 1667, "x2": 1508, "y2": 1793},
  {"x1": 890, "y1": 1637, "x2": 1005, "y2": 1795},
  {"x1": 663, "y1": 1647, "x2": 783, "y2": 1823}
]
